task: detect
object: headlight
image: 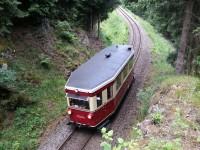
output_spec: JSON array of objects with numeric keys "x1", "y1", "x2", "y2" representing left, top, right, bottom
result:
[
  {"x1": 87, "y1": 113, "x2": 93, "y2": 119},
  {"x1": 67, "y1": 109, "x2": 72, "y2": 115}
]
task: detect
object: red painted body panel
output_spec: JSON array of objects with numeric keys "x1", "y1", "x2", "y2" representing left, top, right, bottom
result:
[{"x1": 67, "y1": 69, "x2": 134, "y2": 127}]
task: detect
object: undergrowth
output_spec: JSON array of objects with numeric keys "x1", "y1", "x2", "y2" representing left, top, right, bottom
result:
[
  {"x1": 128, "y1": 11, "x2": 175, "y2": 120},
  {"x1": 100, "y1": 10, "x2": 129, "y2": 46},
  {"x1": 0, "y1": 31, "x2": 93, "y2": 149},
  {"x1": 100, "y1": 8, "x2": 200, "y2": 150}
]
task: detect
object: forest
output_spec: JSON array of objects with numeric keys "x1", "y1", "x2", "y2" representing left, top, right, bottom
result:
[
  {"x1": 0, "y1": 0, "x2": 200, "y2": 149},
  {"x1": 124, "y1": 0, "x2": 200, "y2": 75},
  {"x1": 0, "y1": 0, "x2": 119, "y2": 35}
]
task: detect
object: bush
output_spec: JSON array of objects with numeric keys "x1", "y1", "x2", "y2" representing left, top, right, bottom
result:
[
  {"x1": 0, "y1": 86, "x2": 33, "y2": 111},
  {"x1": 39, "y1": 54, "x2": 51, "y2": 69},
  {"x1": 55, "y1": 21, "x2": 76, "y2": 43},
  {"x1": 167, "y1": 51, "x2": 177, "y2": 67},
  {"x1": 146, "y1": 138, "x2": 182, "y2": 150},
  {"x1": 0, "y1": 68, "x2": 16, "y2": 87},
  {"x1": 20, "y1": 71, "x2": 41, "y2": 84},
  {"x1": 59, "y1": 31, "x2": 75, "y2": 42},
  {"x1": 151, "y1": 112, "x2": 163, "y2": 125},
  {"x1": 137, "y1": 87, "x2": 155, "y2": 119}
]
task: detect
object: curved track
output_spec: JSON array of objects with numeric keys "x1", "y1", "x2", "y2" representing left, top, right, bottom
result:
[
  {"x1": 56, "y1": 7, "x2": 145, "y2": 150},
  {"x1": 57, "y1": 128, "x2": 95, "y2": 150},
  {"x1": 118, "y1": 7, "x2": 142, "y2": 65},
  {"x1": 83, "y1": 8, "x2": 151, "y2": 150}
]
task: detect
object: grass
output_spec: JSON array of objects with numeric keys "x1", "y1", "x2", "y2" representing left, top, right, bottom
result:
[
  {"x1": 100, "y1": 8, "x2": 200, "y2": 150},
  {"x1": 0, "y1": 35, "x2": 93, "y2": 149},
  {"x1": 0, "y1": 56, "x2": 66, "y2": 149},
  {"x1": 127, "y1": 9, "x2": 200, "y2": 149},
  {"x1": 160, "y1": 76, "x2": 200, "y2": 107},
  {"x1": 125, "y1": 10, "x2": 176, "y2": 120},
  {"x1": 100, "y1": 10, "x2": 129, "y2": 46}
]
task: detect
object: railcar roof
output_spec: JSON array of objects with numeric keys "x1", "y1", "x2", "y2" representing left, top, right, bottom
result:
[{"x1": 65, "y1": 45, "x2": 134, "y2": 92}]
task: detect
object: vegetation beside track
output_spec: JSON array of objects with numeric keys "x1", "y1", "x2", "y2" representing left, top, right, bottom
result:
[
  {"x1": 101, "y1": 10, "x2": 200, "y2": 150},
  {"x1": 0, "y1": 29, "x2": 95, "y2": 149},
  {"x1": 100, "y1": 10, "x2": 129, "y2": 46}
]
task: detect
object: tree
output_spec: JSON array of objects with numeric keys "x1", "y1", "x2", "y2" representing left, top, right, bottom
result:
[
  {"x1": 0, "y1": 0, "x2": 120, "y2": 36},
  {"x1": 176, "y1": 0, "x2": 194, "y2": 74},
  {"x1": 0, "y1": 0, "x2": 27, "y2": 36},
  {"x1": 125, "y1": 0, "x2": 200, "y2": 75}
]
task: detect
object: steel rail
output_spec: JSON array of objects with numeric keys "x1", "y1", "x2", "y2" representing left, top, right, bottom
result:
[
  {"x1": 57, "y1": 128, "x2": 76, "y2": 150},
  {"x1": 80, "y1": 134, "x2": 94, "y2": 150},
  {"x1": 57, "y1": 7, "x2": 143, "y2": 150},
  {"x1": 57, "y1": 127, "x2": 94, "y2": 150},
  {"x1": 118, "y1": 7, "x2": 142, "y2": 67}
]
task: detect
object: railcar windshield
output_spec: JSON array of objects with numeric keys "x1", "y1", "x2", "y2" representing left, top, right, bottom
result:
[{"x1": 68, "y1": 94, "x2": 89, "y2": 110}]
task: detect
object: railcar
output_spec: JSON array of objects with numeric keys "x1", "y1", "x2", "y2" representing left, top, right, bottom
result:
[{"x1": 65, "y1": 45, "x2": 135, "y2": 127}]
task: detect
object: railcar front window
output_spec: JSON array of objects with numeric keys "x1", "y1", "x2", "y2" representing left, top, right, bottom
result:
[
  {"x1": 97, "y1": 92, "x2": 102, "y2": 107},
  {"x1": 69, "y1": 98, "x2": 89, "y2": 110}
]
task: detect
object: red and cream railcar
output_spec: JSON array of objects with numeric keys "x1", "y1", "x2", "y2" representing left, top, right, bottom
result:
[{"x1": 65, "y1": 45, "x2": 135, "y2": 127}]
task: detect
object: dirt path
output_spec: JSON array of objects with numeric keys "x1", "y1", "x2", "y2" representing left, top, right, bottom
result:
[{"x1": 38, "y1": 8, "x2": 151, "y2": 150}]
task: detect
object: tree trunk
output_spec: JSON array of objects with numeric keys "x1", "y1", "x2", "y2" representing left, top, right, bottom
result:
[
  {"x1": 90, "y1": 10, "x2": 93, "y2": 32},
  {"x1": 97, "y1": 14, "x2": 100, "y2": 39},
  {"x1": 175, "y1": 0, "x2": 194, "y2": 74}
]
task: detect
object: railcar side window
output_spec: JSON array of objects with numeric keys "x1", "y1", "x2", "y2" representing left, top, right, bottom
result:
[
  {"x1": 123, "y1": 64, "x2": 128, "y2": 79},
  {"x1": 122, "y1": 65, "x2": 128, "y2": 80},
  {"x1": 128, "y1": 57, "x2": 134, "y2": 70},
  {"x1": 97, "y1": 92, "x2": 102, "y2": 107},
  {"x1": 116, "y1": 73, "x2": 122, "y2": 90},
  {"x1": 69, "y1": 98, "x2": 89, "y2": 110},
  {"x1": 107, "y1": 86, "x2": 113, "y2": 99}
]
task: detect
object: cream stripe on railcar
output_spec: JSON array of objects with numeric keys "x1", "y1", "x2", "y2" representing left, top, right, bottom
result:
[
  {"x1": 66, "y1": 94, "x2": 70, "y2": 106},
  {"x1": 89, "y1": 96, "x2": 97, "y2": 111},
  {"x1": 102, "y1": 89, "x2": 108, "y2": 104},
  {"x1": 113, "y1": 82, "x2": 117, "y2": 97}
]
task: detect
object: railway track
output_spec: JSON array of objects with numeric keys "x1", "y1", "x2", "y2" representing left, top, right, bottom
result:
[
  {"x1": 57, "y1": 127, "x2": 76, "y2": 150},
  {"x1": 118, "y1": 7, "x2": 142, "y2": 67},
  {"x1": 56, "y1": 7, "x2": 142, "y2": 150},
  {"x1": 57, "y1": 127, "x2": 95, "y2": 150}
]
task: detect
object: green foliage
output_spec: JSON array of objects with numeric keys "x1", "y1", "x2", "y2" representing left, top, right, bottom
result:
[
  {"x1": 127, "y1": 11, "x2": 175, "y2": 120},
  {"x1": 101, "y1": 11, "x2": 128, "y2": 45},
  {"x1": 27, "y1": 0, "x2": 57, "y2": 17},
  {"x1": 0, "y1": 69, "x2": 29, "y2": 111},
  {"x1": 0, "y1": 0, "x2": 120, "y2": 36},
  {"x1": 131, "y1": 127, "x2": 142, "y2": 139},
  {"x1": 0, "y1": 76, "x2": 66, "y2": 149},
  {"x1": 101, "y1": 128, "x2": 112, "y2": 150},
  {"x1": 0, "y1": 0, "x2": 28, "y2": 36},
  {"x1": 159, "y1": 76, "x2": 200, "y2": 107},
  {"x1": 151, "y1": 112, "x2": 163, "y2": 125},
  {"x1": 39, "y1": 54, "x2": 51, "y2": 69},
  {"x1": 194, "y1": 56, "x2": 200, "y2": 66},
  {"x1": 55, "y1": 21, "x2": 76, "y2": 43},
  {"x1": 137, "y1": 87, "x2": 154, "y2": 119},
  {"x1": 0, "y1": 68, "x2": 34, "y2": 123},
  {"x1": 20, "y1": 71, "x2": 41, "y2": 84},
  {"x1": 101, "y1": 128, "x2": 129, "y2": 150},
  {"x1": 124, "y1": 0, "x2": 184, "y2": 45},
  {"x1": 0, "y1": 88, "x2": 32, "y2": 111},
  {"x1": 172, "y1": 108, "x2": 189, "y2": 131},
  {"x1": 167, "y1": 51, "x2": 177, "y2": 67},
  {"x1": 146, "y1": 138, "x2": 182, "y2": 150},
  {"x1": 0, "y1": 36, "x2": 93, "y2": 149},
  {"x1": 124, "y1": 0, "x2": 200, "y2": 74},
  {"x1": 0, "y1": 68, "x2": 16, "y2": 86}
]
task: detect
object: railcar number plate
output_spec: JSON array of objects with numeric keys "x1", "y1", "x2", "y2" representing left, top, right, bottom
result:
[{"x1": 76, "y1": 114, "x2": 85, "y2": 119}]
